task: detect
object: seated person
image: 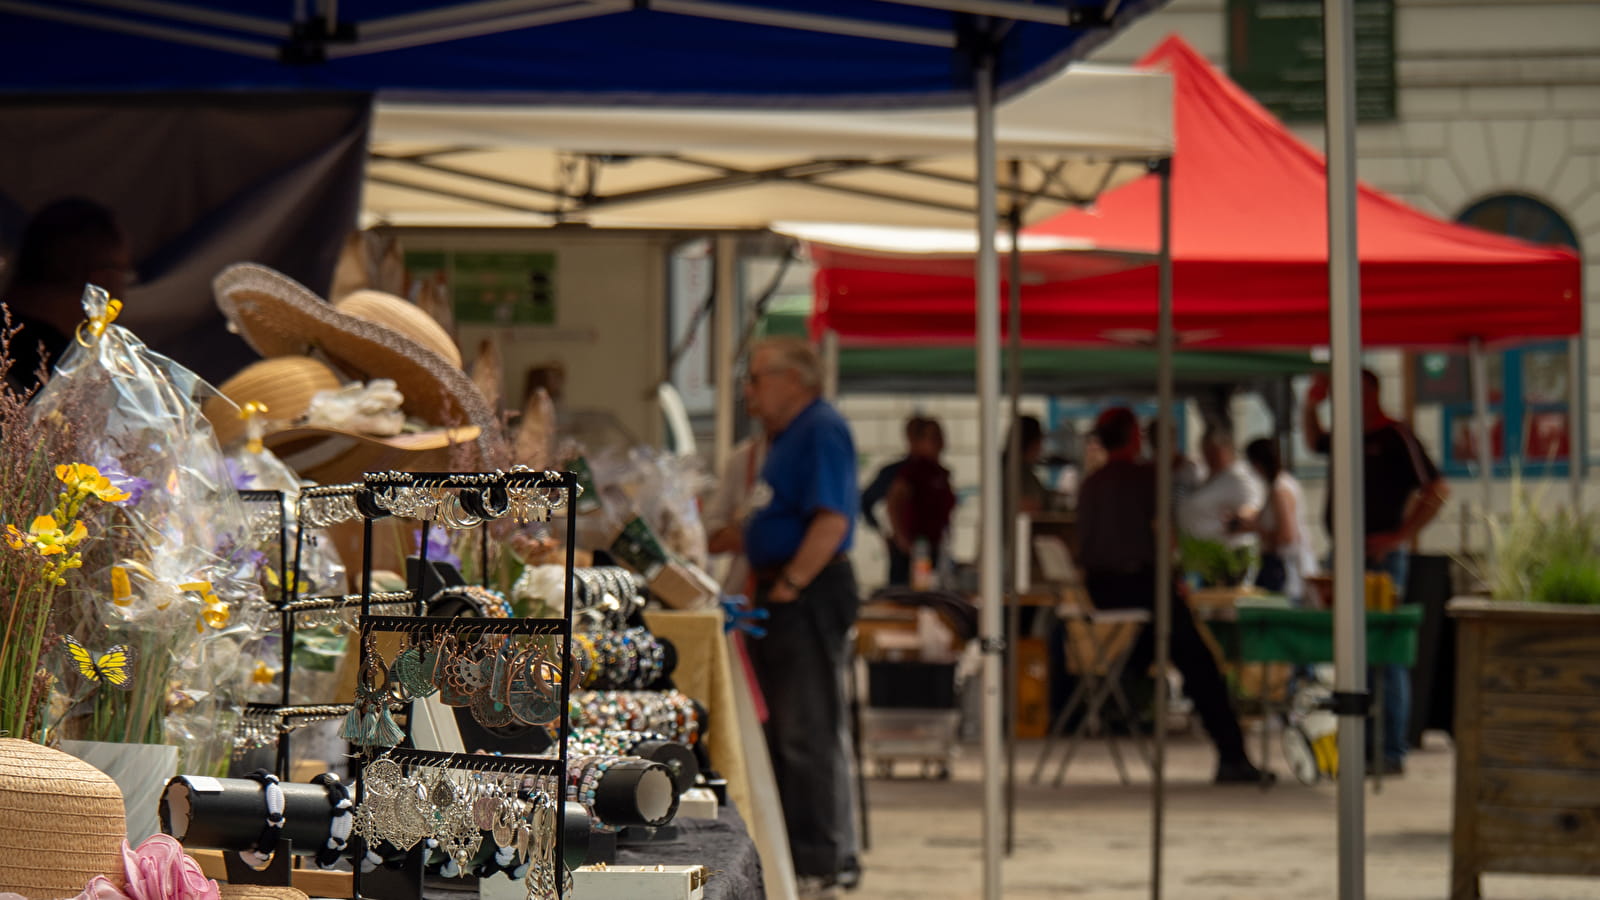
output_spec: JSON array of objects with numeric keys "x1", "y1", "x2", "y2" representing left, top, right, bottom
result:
[{"x1": 1076, "y1": 407, "x2": 1266, "y2": 784}]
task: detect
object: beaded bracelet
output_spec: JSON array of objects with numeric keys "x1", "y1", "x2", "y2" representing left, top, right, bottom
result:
[
  {"x1": 311, "y1": 772, "x2": 352, "y2": 870},
  {"x1": 571, "y1": 757, "x2": 623, "y2": 830},
  {"x1": 241, "y1": 769, "x2": 286, "y2": 866}
]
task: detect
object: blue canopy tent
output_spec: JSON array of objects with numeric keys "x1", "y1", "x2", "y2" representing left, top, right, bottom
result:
[
  {"x1": 1, "y1": 4, "x2": 1181, "y2": 899},
  {"x1": 0, "y1": 1, "x2": 1155, "y2": 101}
]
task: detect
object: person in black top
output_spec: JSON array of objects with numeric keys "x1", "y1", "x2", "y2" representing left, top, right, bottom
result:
[
  {"x1": 1076, "y1": 407, "x2": 1265, "y2": 784},
  {"x1": 2, "y1": 198, "x2": 132, "y2": 395},
  {"x1": 1303, "y1": 369, "x2": 1449, "y2": 774}
]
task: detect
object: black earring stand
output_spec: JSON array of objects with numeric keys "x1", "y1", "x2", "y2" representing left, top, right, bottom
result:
[
  {"x1": 219, "y1": 473, "x2": 584, "y2": 897},
  {"x1": 347, "y1": 470, "x2": 580, "y2": 900}
]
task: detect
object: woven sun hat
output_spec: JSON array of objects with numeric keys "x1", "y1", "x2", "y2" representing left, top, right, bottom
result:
[
  {"x1": 334, "y1": 289, "x2": 462, "y2": 369},
  {"x1": 203, "y1": 356, "x2": 344, "y2": 449},
  {"x1": 262, "y1": 424, "x2": 481, "y2": 485},
  {"x1": 213, "y1": 263, "x2": 506, "y2": 479},
  {"x1": 212, "y1": 263, "x2": 494, "y2": 439},
  {"x1": 0, "y1": 739, "x2": 127, "y2": 898},
  {"x1": 218, "y1": 885, "x2": 309, "y2": 900}
]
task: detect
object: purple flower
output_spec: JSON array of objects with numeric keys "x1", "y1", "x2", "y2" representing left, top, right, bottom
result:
[
  {"x1": 96, "y1": 455, "x2": 152, "y2": 506},
  {"x1": 224, "y1": 458, "x2": 257, "y2": 490},
  {"x1": 414, "y1": 528, "x2": 461, "y2": 569}
]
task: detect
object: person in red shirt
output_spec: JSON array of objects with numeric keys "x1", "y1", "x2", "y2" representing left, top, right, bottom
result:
[{"x1": 885, "y1": 418, "x2": 956, "y2": 585}]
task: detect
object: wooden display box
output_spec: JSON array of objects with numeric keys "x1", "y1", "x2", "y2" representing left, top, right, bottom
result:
[{"x1": 1449, "y1": 599, "x2": 1600, "y2": 899}]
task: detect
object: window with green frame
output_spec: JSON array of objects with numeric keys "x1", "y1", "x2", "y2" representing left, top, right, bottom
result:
[{"x1": 1421, "y1": 194, "x2": 1581, "y2": 477}]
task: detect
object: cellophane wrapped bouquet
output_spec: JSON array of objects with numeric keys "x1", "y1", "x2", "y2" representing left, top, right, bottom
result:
[
  {"x1": 32, "y1": 286, "x2": 270, "y2": 774},
  {"x1": 221, "y1": 434, "x2": 347, "y2": 710}
]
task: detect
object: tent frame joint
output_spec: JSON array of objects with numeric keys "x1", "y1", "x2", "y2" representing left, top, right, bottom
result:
[
  {"x1": 281, "y1": 14, "x2": 358, "y2": 64},
  {"x1": 1324, "y1": 690, "x2": 1372, "y2": 717}
]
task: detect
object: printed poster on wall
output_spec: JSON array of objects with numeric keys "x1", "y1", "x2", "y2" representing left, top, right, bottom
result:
[{"x1": 405, "y1": 250, "x2": 557, "y2": 325}]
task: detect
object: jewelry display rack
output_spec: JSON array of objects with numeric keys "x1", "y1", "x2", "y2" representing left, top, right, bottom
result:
[
  {"x1": 349, "y1": 469, "x2": 580, "y2": 900},
  {"x1": 241, "y1": 484, "x2": 419, "y2": 777},
  {"x1": 215, "y1": 471, "x2": 595, "y2": 898}
]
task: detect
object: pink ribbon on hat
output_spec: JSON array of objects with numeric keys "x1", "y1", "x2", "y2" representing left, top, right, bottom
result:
[{"x1": 2, "y1": 834, "x2": 221, "y2": 900}]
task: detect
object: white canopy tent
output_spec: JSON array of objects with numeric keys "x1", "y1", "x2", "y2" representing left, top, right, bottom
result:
[
  {"x1": 364, "y1": 60, "x2": 1175, "y2": 900},
  {"x1": 364, "y1": 63, "x2": 1172, "y2": 229}
]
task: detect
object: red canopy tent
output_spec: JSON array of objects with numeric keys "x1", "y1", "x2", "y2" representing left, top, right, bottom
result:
[{"x1": 811, "y1": 35, "x2": 1581, "y2": 349}]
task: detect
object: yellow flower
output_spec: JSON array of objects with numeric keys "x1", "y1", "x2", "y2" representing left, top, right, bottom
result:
[
  {"x1": 22, "y1": 515, "x2": 76, "y2": 556},
  {"x1": 251, "y1": 661, "x2": 277, "y2": 686},
  {"x1": 55, "y1": 463, "x2": 131, "y2": 504},
  {"x1": 4, "y1": 524, "x2": 25, "y2": 550},
  {"x1": 111, "y1": 566, "x2": 133, "y2": 606}
]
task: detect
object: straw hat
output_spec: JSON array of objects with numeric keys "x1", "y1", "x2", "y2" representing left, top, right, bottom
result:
[
  {"x1": 204, "y1": 357, "x2": 344, "y2": 449},
  {"x1": 0, "y1": 739, "x2": 127, "y2": 898},
  {"x1": 218, "y1": 886, "x2": 309, "y2": 900},
  {"x1": 335, "y1": 290, "x2": 461, "y2": 368},
  {"x1": 263, "y1": 424, "x2": 481, "y2": 485},
  {"x1": 212, "y1": 264, "x2": 506, "y2": 480},
  {"x1": 213, "y1": 263, "x2": 494, "y2": 439}
]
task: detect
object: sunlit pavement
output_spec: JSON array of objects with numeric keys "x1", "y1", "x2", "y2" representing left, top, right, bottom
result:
[{"x1": 844, "y1": 732, "x2": 1600, "y2": 900}]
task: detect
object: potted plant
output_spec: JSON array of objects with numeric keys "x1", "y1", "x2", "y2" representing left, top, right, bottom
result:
[{"x1": 1449, "y1": 478, "x2": 1600, "y2": 898}]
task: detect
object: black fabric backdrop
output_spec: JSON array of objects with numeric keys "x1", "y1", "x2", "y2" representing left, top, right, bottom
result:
[{"x1": 0, "y1": 94, "x2": 370, "y2": 383}]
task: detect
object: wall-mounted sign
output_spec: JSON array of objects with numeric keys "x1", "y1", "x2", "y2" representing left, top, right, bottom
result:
[
  {"x1": 1226, "y1": 0, "x2": 1396, "y2": 123},
  {"x1": 406, "y1": 250, "x2": 557, "y2": 325}
]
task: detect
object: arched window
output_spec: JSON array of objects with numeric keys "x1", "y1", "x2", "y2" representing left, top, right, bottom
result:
[{"x1": 1418, "y1": 194, "x2": 1581, "y2": 476}]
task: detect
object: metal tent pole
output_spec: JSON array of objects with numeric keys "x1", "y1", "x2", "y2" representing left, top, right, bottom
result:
[
  {"x1": 822, "y1": 328, "x2": 841, "y2": 401},
  {"x1": 974, "y1": 44, "x2": 1006, "y2": 900},
  {"x1": 1570, "y1": 335, "x2": 1584, "y2": 511},
  {"x1": 1004, "y1": 158, "x2": 1024, "y2": 858},
  {"x1": 1325, "y1": 1, "x2": 1368, "y2": 897},
  {"x1": 713, "y1": 235, "x2": 738, "y2": 475},
  {"x1": 1470, "y1": 338, "x2": 1493, "y2": 556},
  {"x1": 1150, "y1": 157, "x2": 1174, "y2": 900}
]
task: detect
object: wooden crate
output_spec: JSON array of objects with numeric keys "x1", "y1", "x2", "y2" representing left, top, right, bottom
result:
[{"x1": 1449, "y1": 599, "x2": 1600, "y2": 899}]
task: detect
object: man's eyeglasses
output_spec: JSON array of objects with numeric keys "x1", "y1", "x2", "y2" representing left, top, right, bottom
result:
[{"x1": 742, "y1": 367, "x2": 787, "y2": 386}]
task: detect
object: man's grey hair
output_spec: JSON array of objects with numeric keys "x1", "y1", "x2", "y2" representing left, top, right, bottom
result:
[
  {"x1": 1201, "y1": 420, "x2": 1235, "y2": 448},
  {"x1": 751, "y1": 336, "x2": 822, "y2": 390}
]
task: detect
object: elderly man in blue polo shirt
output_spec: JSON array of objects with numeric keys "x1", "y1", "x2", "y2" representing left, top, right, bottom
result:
[{"x1": 742, "y1": 336, "x2": 861, "y2": 895}]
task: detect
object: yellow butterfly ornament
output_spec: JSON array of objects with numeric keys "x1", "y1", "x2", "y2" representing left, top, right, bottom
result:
[{"x1": 63, "y1": 635, "x2": 136, "y2": 690}]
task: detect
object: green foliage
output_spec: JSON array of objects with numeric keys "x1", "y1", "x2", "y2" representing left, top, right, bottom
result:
[
  {"x1": 1530, "y1": 557, "x2": 1600, "y2": 606},
  {"x1": 1180, "y1": 536, "x2": 1258, "y2": 588},
  {"x1": 1472, "y1": 472, "x2": 1600, "y2": 605}
]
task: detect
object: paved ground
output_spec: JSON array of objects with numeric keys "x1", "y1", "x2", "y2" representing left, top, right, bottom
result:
[{"x1": 844, "y1": 732, "x2": 1600, "y2": 900}]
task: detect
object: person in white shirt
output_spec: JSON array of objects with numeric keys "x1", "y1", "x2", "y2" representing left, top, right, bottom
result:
[
  {"x1": 1178, "y1": 422, "x2": 1264, "y2": 547},
  {"x1": 1239, "y1": 437, "x2": 1319, "y2": 605}
]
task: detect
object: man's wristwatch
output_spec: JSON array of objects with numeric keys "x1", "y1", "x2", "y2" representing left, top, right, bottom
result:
[{"x1": 779, "y1": 572, "x2": 805, "y2": 593}]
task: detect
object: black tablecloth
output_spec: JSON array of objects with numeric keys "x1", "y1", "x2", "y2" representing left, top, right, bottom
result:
[{"x1": 616, "y1": 804, "x2": 765, "y2": 900}]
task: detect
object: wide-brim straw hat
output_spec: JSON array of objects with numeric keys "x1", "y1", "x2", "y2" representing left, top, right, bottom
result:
[
  {"x1": 0, "y1": 739, "x2": 127, "y2": 899},
  {"x1": 204, "y1": 356, "x2": 345, "y2": 449},
  {"x1": 213, "y1": 263, "x2": 505, "y2": 477},
  {"x1": 218, "y1": 885, "x2": 310, "y2": 900},
  {"x1": 263, "y1": 424, "x2": 481, "y2": 485},
  {"x1": 214, "y1": 263, "x2": 492, "y2": 438}
]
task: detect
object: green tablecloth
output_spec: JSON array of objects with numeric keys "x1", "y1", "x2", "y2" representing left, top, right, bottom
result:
[{"x1": 1222, "y1": 603, "x2": 1424, "y2": 667}]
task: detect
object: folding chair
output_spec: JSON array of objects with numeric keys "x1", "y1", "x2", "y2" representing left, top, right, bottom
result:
[{"x1": 1030, "y1": 597, "x2": 1153, "y2": 787}]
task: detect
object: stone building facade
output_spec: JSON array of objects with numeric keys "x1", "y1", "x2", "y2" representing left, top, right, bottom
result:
[{"x1": 840, "y1": 0, "x2": 1598, "y2": 588}]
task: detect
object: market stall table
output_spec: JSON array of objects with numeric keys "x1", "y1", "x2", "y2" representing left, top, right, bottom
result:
[
  {"x1": 1201, "y1": 597, "x2": 1424, "y2": 787},
  {"x1": 614, "y1": 804, "x2": 766, "y2": 900}
]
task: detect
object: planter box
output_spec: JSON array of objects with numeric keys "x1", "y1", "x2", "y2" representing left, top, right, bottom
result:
[{"x1": 1448, "y1": 598, "x2": 1600, "y2": 899}]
